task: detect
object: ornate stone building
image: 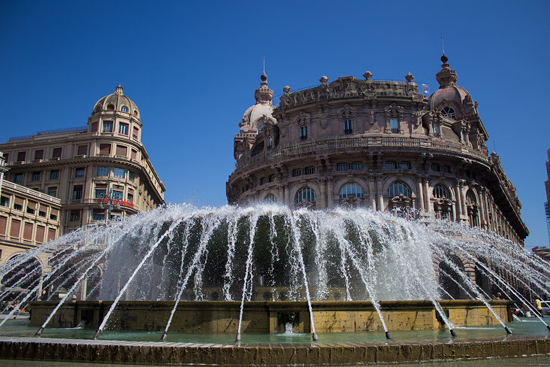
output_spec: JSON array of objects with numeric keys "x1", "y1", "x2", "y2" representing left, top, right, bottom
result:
[
  {"x1": 0, "y1": 85, "x2": 165, "y2": 237},
  {"x1": 227, "y1": 55, "x2": 528, "y2": 245}
]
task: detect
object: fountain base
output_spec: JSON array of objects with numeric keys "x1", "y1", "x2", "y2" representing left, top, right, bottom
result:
[{"x1": 29, "y1": 299, "x2": 512, "y2": 334}]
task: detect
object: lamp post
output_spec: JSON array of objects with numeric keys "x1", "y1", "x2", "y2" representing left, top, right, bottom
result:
[{"x1": 98, "y1": 188, "x2": 121, "y2": 224}]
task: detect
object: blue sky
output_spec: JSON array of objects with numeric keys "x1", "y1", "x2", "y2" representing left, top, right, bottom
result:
[{"x1": 0, "y1": 1, "x2": 548, "y2": 250}]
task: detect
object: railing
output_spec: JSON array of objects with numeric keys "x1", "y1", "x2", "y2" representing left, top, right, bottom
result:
[
  {"x1": 235, "y1": 136, "x2": 489, "y2": 172},
  {"x1": 9, "y1": 126, "x2": 88, "y2": 141},
  {"x1": 2, "y1": 181, "x2": 62, "y2": 204}
]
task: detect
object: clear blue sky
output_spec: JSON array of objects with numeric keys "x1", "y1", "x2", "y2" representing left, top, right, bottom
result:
[{"x1": 1, "y1": 1, "x2": 548, "y2": 250}]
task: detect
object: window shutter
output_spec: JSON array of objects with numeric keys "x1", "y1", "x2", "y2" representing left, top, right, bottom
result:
[
  {"x1": 10, "y1": 219, "x2": 21, "y2": 238},
  {"x1": 131, "y1": 149, "x2": 137, "y2": 160},
  {"x1": 27, "y1": 201, "x2": 37, "y2": 210},
  {"x1": 48, "y1": 228, "x2": 56, "y2": 241},
  {"x1": 35, "y1": 150, "x2": 44, "y2": 160},
  {"x1": 24, "y1": 222, "x2": 33, "y2": 240},
  {"x1": 52, "y1": 148, "x2": 62, "y2": 158},
  {"x1": 116, "y1": 145, "x2": 127, "y2": 157},
  {"x1": 15, "y1": 197, "x2": 24, "y2": 206},
  {"x1": 78, "y1": 145, "x2": 87, "y2": 155},
  {"x1": 36, "y1": 225, "x2": 45, "y2": 243},
  {"x1": 0, "y1": 216, "x2": 7, "y2": 235},
  {"x1": 91, "y1": 122, "x2": 98, "y2": 132},
  {"x1": 100, "y1": 144, "x2": 111, "y2": 155}
]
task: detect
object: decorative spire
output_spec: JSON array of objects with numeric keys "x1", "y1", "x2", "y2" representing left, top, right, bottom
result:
[
  {"x1": 436, "y1": 53, "x2": 458, "y2": 88},
  {"x1": 115, "y1": 84, "x2": 124, "y2": 95},
  {"x1": 255, "y1": 73, "x2": 273, "y2": 105}
]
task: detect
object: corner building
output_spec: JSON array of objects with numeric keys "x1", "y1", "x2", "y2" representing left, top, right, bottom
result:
[
  {"x1": 0, "y1": 85, "x2": 165, "y2": 236},
  {"x1": 227, "y1": 55, "x2": 528, "y2": 245}
]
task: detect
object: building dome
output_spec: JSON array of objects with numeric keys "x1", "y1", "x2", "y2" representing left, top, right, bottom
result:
[
  {"x1": 92, "y1": 85, "x2": 140, "y2": 117},
  {"x1": 240, "y1": 74, "x2": 275, "y2": 132},
  {"x1": 428, "y1": 54, "x2": 476, "y2": 117}
]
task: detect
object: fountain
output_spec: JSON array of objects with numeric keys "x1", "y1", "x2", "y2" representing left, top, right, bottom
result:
[{"x1": 1, "y1": 204, "x2": 550, "y2": 365}]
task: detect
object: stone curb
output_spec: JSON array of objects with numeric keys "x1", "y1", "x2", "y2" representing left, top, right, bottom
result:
[{"x1": 0, "y1": 336, "x2": 549, "y2": 365}]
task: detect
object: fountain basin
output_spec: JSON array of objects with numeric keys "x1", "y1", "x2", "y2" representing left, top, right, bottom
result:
[{"x1": 29, "y1": 299, "x2": 512, "y2": 334}]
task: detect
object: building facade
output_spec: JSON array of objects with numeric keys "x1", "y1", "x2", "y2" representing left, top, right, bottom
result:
[
  {"x1": 227, "y1": 55, "x2": 528, "y2": 245},
  {"x1": 545, "y1": 149, "x2": 550, "y2": 245},
  {"x1": 0, "y1": 85, "x2": 165, "y2": 238}
]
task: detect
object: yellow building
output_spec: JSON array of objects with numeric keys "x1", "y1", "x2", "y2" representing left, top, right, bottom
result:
[{"x1": 0, "y1": 85, "x2": 165, "y2": 236}]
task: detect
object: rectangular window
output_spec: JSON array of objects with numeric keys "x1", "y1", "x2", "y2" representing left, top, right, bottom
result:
[
  {"x1": 103, "y1": 121, "x2": 113, "y2": 132},
  {"x1": 99, "y1": 144, "x2": 111, "y2": 155},
  {"x1": 352, "y1": 162, "x2": 363, "y2": 170},
  {"x1": 13, "y1": 203, "x2": 23, "y2": 211},
  {"x1": 112, "y1": 190, "x2": 123, "y2": 200},
  {"x1": 344, "y1": 119, "x2": 353, "y2": 134},
  {"x1": 23, "y1": 222, "x2": 33, "y2": 241},
  {"x1": 49, "y1": 170, "x2": 59, "y2": 180},
  {"x1": 75, "y1": 168, "x2": 85, "y2": 178},
  {"x1": 50, "y1": 209, "x2": 58, "y2": 221},
  {"x1": 97, "y1": 166, "x2": 109, "y2": 176},
  {"x1": 433, "y1": 123, "x2": 439, "y2": 135},
  {"x1": 34, "y1": 150, "x2": 44, "y2": 160},
  {"x1": 116, "y1": 145, "x2": 127, "y2": 157},
  {"x1": 131, "y1": 149, "x2": 137, "y2": 160},
  {"x1": 91, "y1": 122, "x2": 98, "y2": 132},
  {"x1": 95, "y1": 189, "x2": 106, "y2": 199},
  {"x1": 113, "y1": 167, "x2": 125, "y2": 178},
  {"x1": 431, "y1": 164, "x2": 441, "y2": 172},
  {"x1": 14, "y1": 174, "x2": 23, "y2": 183},
  {"x1": 128, "y1": 171, "x2": 135, "y2": 181},
  {"x1": 390, "y1": 118, "x2": 399, "y2": 133},
  {"x1": 0, "y1": 216, "x2": 6, "y2": 235},
  {"x1": 118, "y1": 123, "x2": 129, "y2": 135},
  {"x1": 3, "y1": 153, "x2": 8, "y2": 163},
  {"x1": 31, "y1": 172, "x2": 41, "y2": 181},
  {"x1": 110, "y1": 213, "x2": 122, "y2": 222},
  {"x1": 10, "y1": 219, "x2": 21, "y2": 238},
  {"x1": 77, "y1": 145, "x2": 87, "y2": 156},
  {"x1": 400, "y1": 161, "x2": 411, "y2": 169},
  {"x1": 38, "y1": 210, "x2": 46, "y2": 218},
  {"x1": 0, "y1": 196, "x2": 9, "y2": 207},
  {"x1": 48, "y1": 228, "x2": 56, "y2": 241},
  {"x1": 70, "y1": 210, "x2": 80, "y2": 222},
  {"x1": 93, "y1": 210, "x2": 105, "y2": 221},
  {"x1": 292, "y1": 169, "x2": 302, "y2": 177},
  {"x1": 35, "y1": 225, "x2": 45, "y2": 243},
  {"x1": 386, "y1": 161, "x2": 396, "y2": 169},
  {"x1": 132, "y1": 127, "x2": 139, "y2": 139},
  {"x1": 17, "y1": 151, "x2": 26, "y2": 162},
  {"x1": 267, "y1": 136, "x2": 273, "y2": 148},
  {"x1": 300, "y1": 126, "x2": 308, "y2": 140},
  {"x1": 26, "y1": 206, "x2": 35, "y2": 215},
  {"x1": 48, "y1": 187, "x2": 57, "y2": 197},
  {"x1": 337, "y1": 163, "x2": 348, "y2": 171},
  {"x1": 305, "y1": 167, "x2": 315, "y2": 175},
  {"x1": 52, "y1": 148, "x2": 62, "y2": 159},
  {"x1": 73, "y1": 185, "x2": 83, "y2": 200},
  {"x1": 442, "y1": 165, "x2": 451, "y2": 173},
  {"x1": 127, "y1": 193, "x2": 133, "y2": 204}
]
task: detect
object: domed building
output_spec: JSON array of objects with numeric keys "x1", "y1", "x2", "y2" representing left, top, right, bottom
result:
[
  {"x1": 0, "y1": 85, "x2": 165, "y2": 241},
  {"x1": 227, "y1": 55, "x2": 528, "y2": 245}
]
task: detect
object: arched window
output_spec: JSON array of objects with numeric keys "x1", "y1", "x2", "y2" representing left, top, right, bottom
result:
[
  {"x1": 295, "y1": 187, "x2": 315, "y2": 203},
  {"x1": 441, "y1": 107, "x2": 456, "y2": 118},
  {"x1": 121, "y1": 106, "x2": 129, "y2": 113},
  {"x1": 388, "y1": 181, "x2": 411, "y2": 197},
  {"x1": 257, "y1": 123, "x2": 265, "y2": 133},
  {"x1": 264, "y1": 194, "x2": 276, "y2": 203},
  {"x1": 433, "y1": 184, "x2": 450, "y2": 199},
  {"x1": 466, "y1": 190, "x2": 476, "y2": 205},
  {"x1": 107, "y1": 104, "x2": 115, "y2": 110},
  {"x1": 339, "y1": 183, "x2": 364, "y2": 199}
]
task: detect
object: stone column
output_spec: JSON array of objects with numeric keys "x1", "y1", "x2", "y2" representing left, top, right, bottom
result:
[
  {"x1": 416, "y1": 175, "x2": 424, "y2": 212},
  {"x1": 327, "y1": 178, "x2": 334, "y2": 208},
  {"x1": 424, "y1": 178, "x2": 431, "y2": 212},
  {"x1": 284, "y1": 182, "x2": 290, "y2": 206},
  {"x1": 376, "y1": 175, "x2": 384, "y2": 211},
  {"x1": 368, "y1": 176, "x2": 376, "y2": 209},
  {"x1": 319, "y1": 178, "x2": 327, "y2": 209},
  {"x1": 454, "y1": 180, "x2": 463, "y2": 221}
]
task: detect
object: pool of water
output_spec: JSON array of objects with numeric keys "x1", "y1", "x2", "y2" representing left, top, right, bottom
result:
[{"x1": 1, "y1": 316, "x2": 549, "y2": 344}]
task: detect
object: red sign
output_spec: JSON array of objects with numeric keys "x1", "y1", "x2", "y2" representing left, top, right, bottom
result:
[{"x1": 97, "y1": 197, "x2": 134, "y2": 209}]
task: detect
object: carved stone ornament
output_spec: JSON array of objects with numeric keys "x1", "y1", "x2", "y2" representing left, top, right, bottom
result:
[
  {"x1": 295, "y1": 112, "x2": 311, "y2": 126},
  {"x1": 319, "y1": 113, "x2": 329, "y2": 130},
  {"x1": 367, "y1": 110, "x2": 376, "y2": 125},
  {"x1": 390, "y1": 193, "x2": 411, "y2": 209},
  {"x1": 340, "y1": 194, "x2": 362, "y2": 208},
  {"x1": 295, "y1": 199, "x2": 316, "y2": 210},
  {"x1": 338, "y1": 105, "x2": 357, "y2": 120},
  {"x1": 384, "y1": 104, "x2": 405, "y2": 118},
  {"x1": 433, "y1": 198, "x2": 453, "y2": 213}
]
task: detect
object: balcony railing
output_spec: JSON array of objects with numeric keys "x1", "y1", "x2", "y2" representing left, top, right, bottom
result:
[{"x1": 235, "y1": 136, "x2": 489, "y2": 172}]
